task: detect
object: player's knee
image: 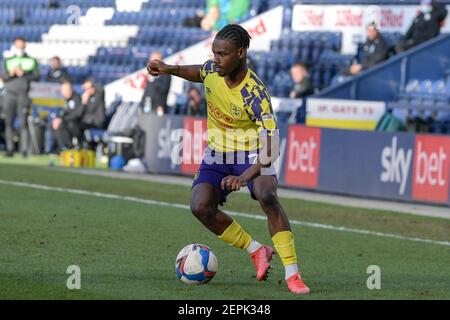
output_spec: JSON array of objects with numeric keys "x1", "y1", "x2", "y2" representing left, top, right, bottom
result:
[
  {"x1": 190, "y1": 200, "x2": 216, "y2": 221},
  {"x1": 257, "y1": 190, "x2": 279, "y2": 209}
]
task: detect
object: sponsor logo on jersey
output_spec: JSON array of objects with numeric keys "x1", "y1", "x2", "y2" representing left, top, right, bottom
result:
[
  {"x1": 261, "y1": 114, "x2": 276, "y2": 130},
  {"x1": 230, "y1": 103, "x2": 242, "y2": 119}
]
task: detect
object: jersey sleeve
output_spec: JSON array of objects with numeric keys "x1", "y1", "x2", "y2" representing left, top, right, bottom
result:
[
  {"x1": 254, "y1": 99, "x2": 277, "y2": 137},
  {"x1": 242, "y1": 83, "x2": 278, "y2": 136},
  {"x1": 200, "y1": 60, "x2": 217, "y2": 82}
]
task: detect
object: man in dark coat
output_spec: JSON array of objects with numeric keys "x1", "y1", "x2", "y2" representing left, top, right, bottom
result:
[
  {"x1": 80, "y1": 78, "x2": 105, "y2": 132},
  {"x1": 140, "y1": 51, "x2": 171, "y2": 116},
  {"x1": 46, "y1": 56, "x2": 72, "y2": 83},
  {"x1": 395, "y1": 0, "x2": 448, "y2": 53},
  {"x1": 289, "y1": 63, "x2": 314, "y2": 99},
  {"x1": 347, "y1": 22, "x2": 389, "y2": 76},
  {"x1": 52, "y1": 81, "x2": 83, "y2": 150}
]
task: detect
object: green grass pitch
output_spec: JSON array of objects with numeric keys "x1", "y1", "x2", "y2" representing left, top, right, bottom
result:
[{"x1": 0, "y1": 161, "x2": 449, "y2": 299}]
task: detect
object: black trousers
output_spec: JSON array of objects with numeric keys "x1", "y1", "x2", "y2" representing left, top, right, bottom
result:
[
  {"x1": 394, "y1": 39, "x2": 417, "y2": 53},
  {"x1": 55, "y1": 120, "x2": 81, "y2": 151},
  {"x1": 4, "y1": 92, "x2": 31, "y2": 153}
]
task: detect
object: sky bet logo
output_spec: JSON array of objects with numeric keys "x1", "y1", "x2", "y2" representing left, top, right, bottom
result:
[
  {"x1": 284, "y1": 126, "x2": 321, "y2": 188},
  {"x1": 380, "y1": 135, "x2": 450, "y2": 203},
  {"x1": 380, "y1": 136, "x2": 412, "y2": 195},
  {"x1": 412, "y1": 135, "x2": 450, "y2": 203}
]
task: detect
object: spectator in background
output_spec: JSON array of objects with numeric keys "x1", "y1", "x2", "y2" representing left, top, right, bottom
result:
[
  {"x1": 183, "y1": 8, "x2": 206, "y2": 28},
  {"x1": 186, "y1": 87, "x2": 207, "y2": 117},
  {"x1": 346, "y1": 22, "x2": 389, "y2": 76},
  {"x1": 46, "y1": 56, "x2": 71, "y2": 83},
  {"x1": 0, "y1": 86, "x2": 5, "y2": 149},
  {"x1": 140, "y1": 51, "x2": 171, "y2": 116},
  {"x1": 79, "y1": 78, "x2": 105, "y2": 141},
  {"x1": 0, "y1": 36, "x2": 40, "y2": 157},
  {"x1": 395, "y1": 0, "x2": 448, "y2": 53},
  {"x1": 289, "y1": 63, "x2": 314, "y2": 99},
  {"x1": 48, "y1": 0, "x2": 60, "y2": 8},
  {"x1": 52, "y1": 81, "x2": 83, "y2": 151},
  {"x1": 201, "y1": 0, "x2": 250, "y2": 32}
]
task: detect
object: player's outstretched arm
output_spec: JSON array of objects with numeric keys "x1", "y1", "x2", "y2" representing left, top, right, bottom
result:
[{"x1": 146, "y1": 59, "x2": 202, "y2": 83}]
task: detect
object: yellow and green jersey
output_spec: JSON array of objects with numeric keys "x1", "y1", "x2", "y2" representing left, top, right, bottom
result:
[{"x1": 200, "y1": 60, "x2": 277, "y2": 152}]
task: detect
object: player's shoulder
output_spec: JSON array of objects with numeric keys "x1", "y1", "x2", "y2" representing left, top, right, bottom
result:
[
  {"x1": 200, "y1": 60, "x2": 218, "y2": 81},
  {"x1": 241, "y1": 68, "x2": 271, "y2": 100},
  {"x1": 245, "y1": 68, "x2": 270, "y2": 93},
  {"x1": 247, "y1": 68, "x2": 265, "y2": 85}
]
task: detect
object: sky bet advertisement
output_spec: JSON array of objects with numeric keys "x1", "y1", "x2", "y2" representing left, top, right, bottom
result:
[{"x1": 138, "y1": 114, "x2": 450, "y2": 206}]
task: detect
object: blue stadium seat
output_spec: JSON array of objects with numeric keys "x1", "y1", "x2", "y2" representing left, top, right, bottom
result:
[
  {"x1": 445, "y1": 79, "x2": 450, "y2": 96},
  {"x1": 404, "y1": 79, "x2": 420, "y2": 93}
]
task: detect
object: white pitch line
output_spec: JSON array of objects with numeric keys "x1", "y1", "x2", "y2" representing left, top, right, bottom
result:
[{"x1": 1, "y1": 179, "x2": 449, "y2": 247}]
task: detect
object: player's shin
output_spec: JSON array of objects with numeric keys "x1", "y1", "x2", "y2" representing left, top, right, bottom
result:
[
  {"x1": 218, "y1": 219, "x2": 260, "y2": 252},
  {"x1": 272, "y1": 231, "x2": 301, "y2": 279}
]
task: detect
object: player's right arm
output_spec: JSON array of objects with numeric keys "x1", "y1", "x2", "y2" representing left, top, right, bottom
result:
[{"x1": 146, "y1": 60, "x2": 202, "y2": 83}]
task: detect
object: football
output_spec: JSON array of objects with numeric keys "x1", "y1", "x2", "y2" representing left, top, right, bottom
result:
[{"x1": 175, "y1": 243, "x2": 219, "y2": 284}]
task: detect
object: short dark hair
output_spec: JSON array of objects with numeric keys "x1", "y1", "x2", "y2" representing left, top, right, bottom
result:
[
  {"x1": 61, "y1": 79, "x2": 73, "y2": 86},
  {"x1": 215, "y1": 24, "x2": 251, "y2": 49},
  {"x1": 14, "y1": 36, "x2": 26, "y2": 42},
  {"x1": 292, "y1": 62, "x2": 308, "y2": 70},
  {"x1": 83, "y1": 77, "x2": 96, "y2": 85}
]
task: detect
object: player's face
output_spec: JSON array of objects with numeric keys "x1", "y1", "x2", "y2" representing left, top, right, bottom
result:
[
  {"x1": 14, "y1": 39, "x2": 26, "y2": 51},
  {"x1": 212, "y1": 39, "x2": 244, "y2": 77},
  {"x1": 60, "y1": 83, "x2": 73, "y2": 99}
]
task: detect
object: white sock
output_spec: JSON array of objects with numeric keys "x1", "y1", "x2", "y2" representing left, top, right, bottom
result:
[
  {"x1": 246, "y1": 240, "x2": 262, "y2": 255},
  {"x1": 285, "y1": 264, "x2": 299, "y2": 280}
]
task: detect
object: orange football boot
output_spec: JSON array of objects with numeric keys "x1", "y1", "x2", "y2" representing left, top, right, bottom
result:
[
  {"x1": 250, "y1": 245, "x2": 274, "y2": 281},
  {"x1": 286, "y1": 272, "x2": 310, "y2": 294}
]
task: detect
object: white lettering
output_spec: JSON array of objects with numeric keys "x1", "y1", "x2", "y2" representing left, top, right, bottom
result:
[
  {"x1": 366, "y1": 265, "x2": 381, "y2": 290},
  {"x1": 380, "y1": 137, "x2": 412, "y2": 195},
  {"x1": 288, "y1": 132, "x2": 317, "y2": 173},
  {"x1": 66, "y1": 265, "x2": 81, "y2": 290},
  {"x1": 415, "y1": 142, "x2": 448, "y2": 187}
]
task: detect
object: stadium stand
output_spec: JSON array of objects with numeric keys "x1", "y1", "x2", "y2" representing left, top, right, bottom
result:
[
  {"x1": 3, "y1": 0, "x2": 447, "y2": 88},
  {"x1": 318, "y1": 33, "x2": 450, "y2": 133},
  {"x1": 250, "y1": 31, "x2": 345, "y2": 97},
  {"x1": 1, "y1": 0, "x2": 450, "y2": 156}
]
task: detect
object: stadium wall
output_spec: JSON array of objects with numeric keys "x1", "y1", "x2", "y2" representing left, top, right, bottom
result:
[{"x1": 138, "y1": 114, "x2": 450, "y2": 207}]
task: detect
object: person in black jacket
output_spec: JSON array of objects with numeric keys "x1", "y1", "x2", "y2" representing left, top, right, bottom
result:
[
  {"x1": 52, "y1": 81, "x2": 83, "y2": 151},
  {"x1": 289, "y1": 63, "x2": 314, "y2": 99},
  {"x1": 0, "y1": 37, "x2": 40, "y2": 157},
  {"x1": 186, "y1": 87, "x2": 207, "y2": 117},
  {"x1": 395, "y1": 0, "x2": 448, "y2": 53},
  {"x1": 80, "y1": 78, "x2": 105, "y2": 131},
  {"x1": 347, "y1": 22, "x2": 389, "y2": 76},
  {"x1": 140, "y1": 51, "x2": 171, "y2": 116},
  {"x1": 46, "y1": 56, "x2": 71, "y2": 83}
]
